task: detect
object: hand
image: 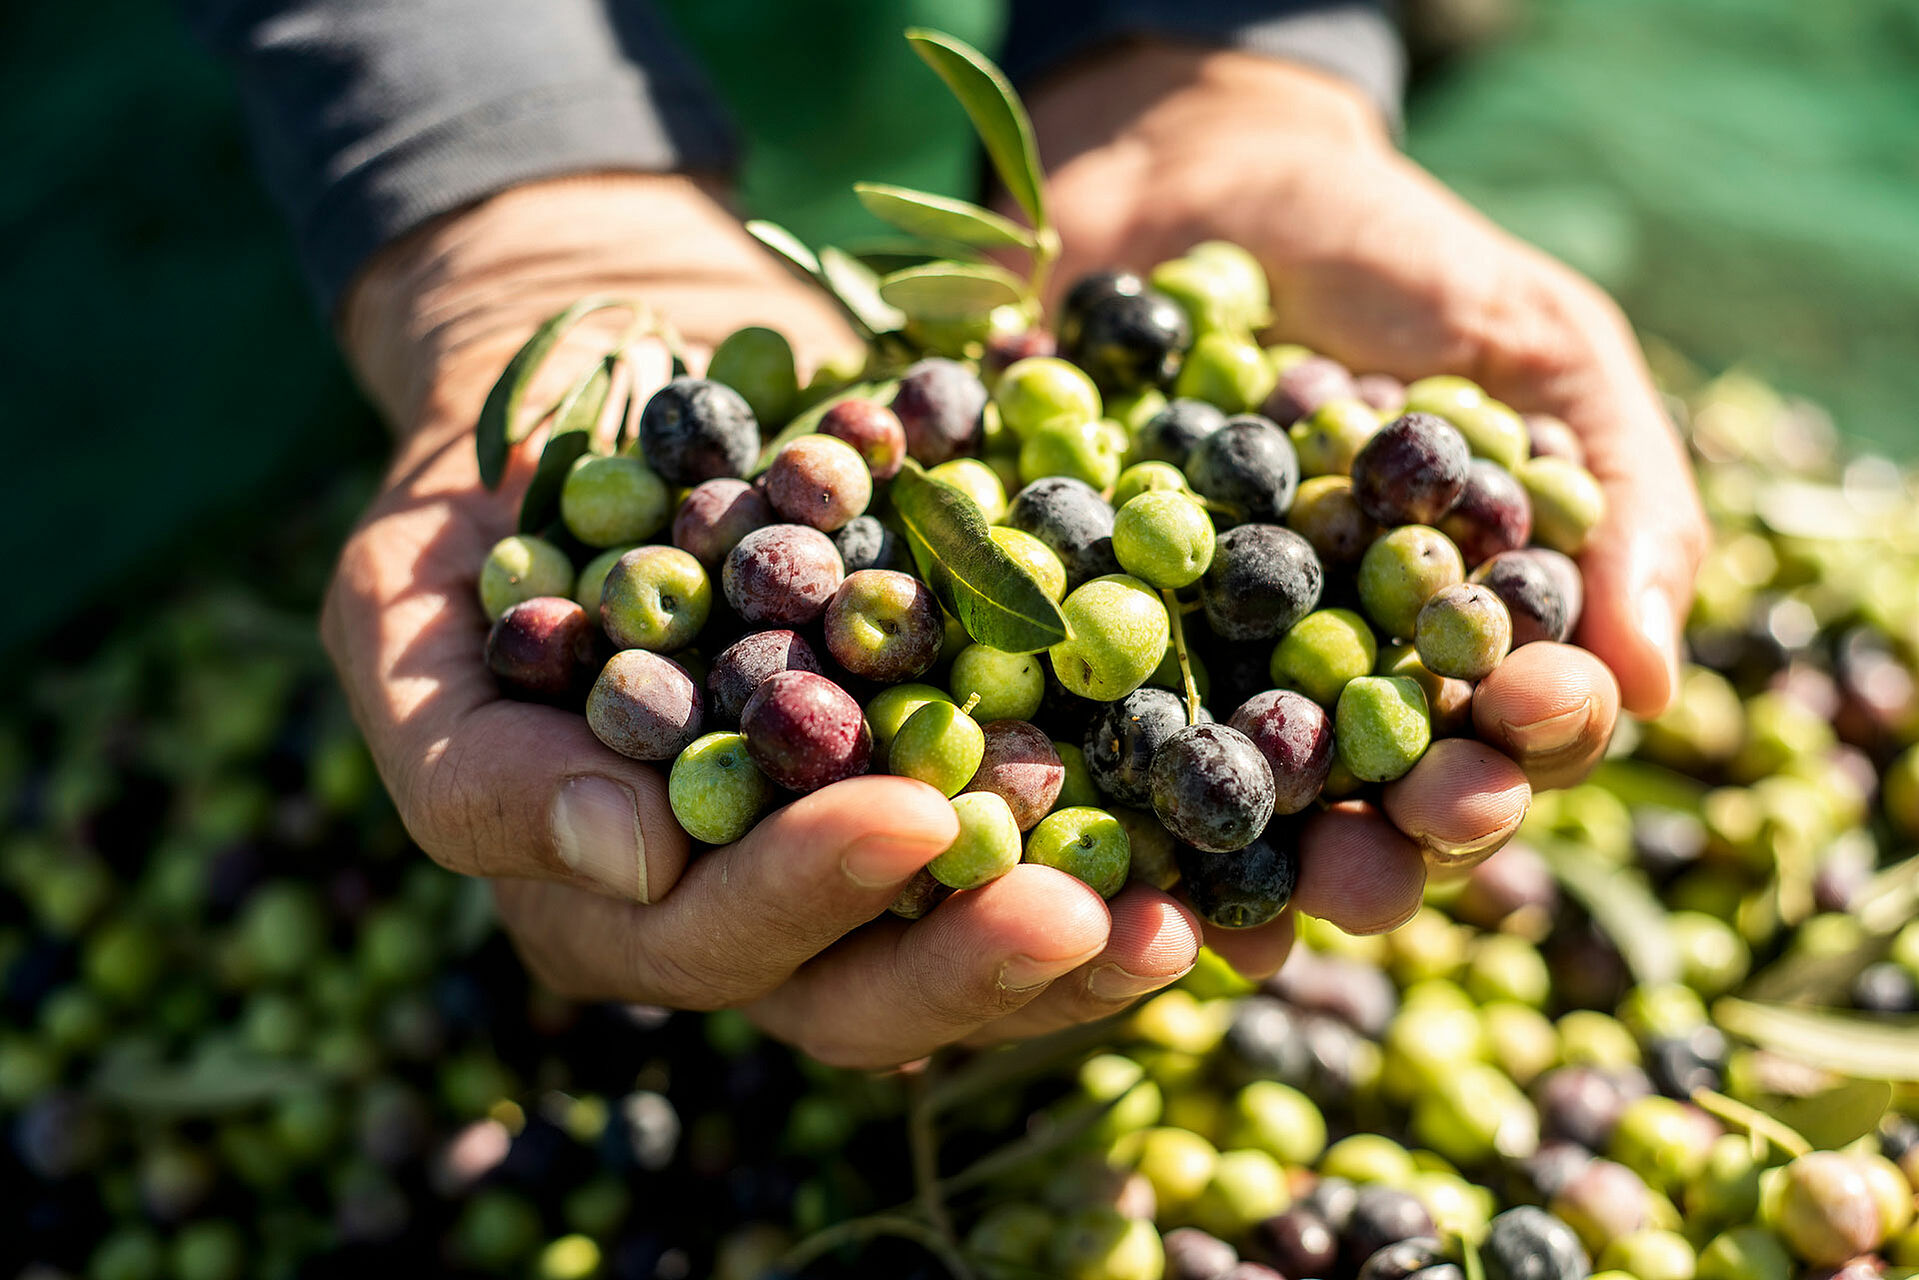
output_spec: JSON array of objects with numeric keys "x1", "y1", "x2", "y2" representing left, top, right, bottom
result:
[
  {"x1": 1020, "y1": 45, "x2": 1706, "y2": 905},
  {"x1": 324, "y1": 174, "x2": 1396, "y2": 1071}
]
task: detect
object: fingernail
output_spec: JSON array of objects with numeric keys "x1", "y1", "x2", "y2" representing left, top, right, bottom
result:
[
  {"x1": 1636, "y1": 586, "x2": 1682, "y2": 696},
  {"x1": 998, "y1": 951, "x2": 1094, "y2": 993},
  {"x1": 842, "y1": 833, "x2": 951, "y2": 889},
  {"x1": 1504, "y1": 700, "x2": 1592, "y2": 758},
  {"x1": 551, "y1": 776, "x2": 649, "y2": 902},
  {"x1": 1087, "y1": 962, "x2": 1190, "y2": 1003}
]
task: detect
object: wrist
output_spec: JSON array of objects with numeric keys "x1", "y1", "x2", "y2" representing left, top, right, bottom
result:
[{"x1": 338, "y1": 172, "x2": 744, "y2": 435}]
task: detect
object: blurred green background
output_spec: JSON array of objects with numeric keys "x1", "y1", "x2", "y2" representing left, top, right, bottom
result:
[{"x1": 4, "y1": 0, "x2": 1916, "y2": 654}]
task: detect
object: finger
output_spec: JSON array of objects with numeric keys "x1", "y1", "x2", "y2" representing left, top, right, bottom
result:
[
  {"x1": 1472, "y1": 641, "x2": 1620, "y2": 790},
  {"x1": 1486, "y1": 281, "x2": 1706, "y2": 718},
  {"x1": 320, "y1": 435, "x2": 702, "y2": 902},
  {"x1": 744, "y1": 865, "x2": 1115, "y2": 1069},
  {"x1": 605, "y1": 776, "x2": 963, "y2": 1007},
  {"x1": 963, "y1": 887, "x2": 1205, "y2": 1042},
  {"x1": 1382, "y1": 738, "x2": 1532, "y2": 874},
  {"x1": 1199, "y1": 912, "x2": 1298, "y2": 982},
  {"x1": 490, "y1": 774, "x2": 959, "y2": 1010},
  {"x1": 1293, "y1": 802, "x2": 1427, "y2": 934}
]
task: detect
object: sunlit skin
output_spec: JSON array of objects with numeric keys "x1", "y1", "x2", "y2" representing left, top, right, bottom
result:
[{"x1": 322, "y1": 43, "x2": 1702, "y2": 1070}]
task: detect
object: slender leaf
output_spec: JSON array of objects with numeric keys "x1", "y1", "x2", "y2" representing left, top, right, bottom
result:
[
  {"x1": 1741, "y1": 930, "x2": 1893, "y2": 1005},
  {"x1": 1768, "y1": 1077, "x2": 1893, "y2": 1150},
  {"x1": 93, "y1": 1047, "x2": 325, "y2": 1115},
  {"x1": 820, "y1": 247, "x2": 907, "y2": 336},
  {"x1": 854, "y1": 183, "x2": 1037, "y2": 251},
  {"x1": 518, "y1": 356, "x2": 612, "y2": 533},
  {"x1": 941, "y1": 1080, "x2": 1143, "y2": 1198},
  {"x1": 1590, "y1": 759, "x2": 1709, "y2": 812},
  {"x1": 476, "y1": 294, "x2": 636, "y2": 489},
  {"x1": 879, "y1": 261, "x2": 1026, "y2": 322},
  {"x1": 754, "y1": 379, "x2": 899, "y2": 474},
  {"x1": 892, "y1": 462, "x2": 1068, "y2": 653},
  {"x1": 744, "y1": 219, "x2": 822, "y2": 277},
  {"x1": 1534, "y1": 837, "x2": 1679, "y2": 986},
  {"x1": 1715, "y1": 998, "x2": 1919, "y2": 1081},
  {"x1": 905, "y1": 28, "x2": 1048, "y2": 229},
  {"x1": 927, "y1": 1014, "x2": 1129, "y2": 1115}
]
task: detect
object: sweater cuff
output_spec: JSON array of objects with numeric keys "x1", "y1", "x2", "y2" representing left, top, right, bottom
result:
[{"x1": 195, "y1": 0, "x2": 737, "y2": 313}]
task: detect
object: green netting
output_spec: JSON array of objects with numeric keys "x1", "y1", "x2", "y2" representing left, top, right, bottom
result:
[{"x1": 1406, "y1": 0, "x2": 1919, "y2": 458}]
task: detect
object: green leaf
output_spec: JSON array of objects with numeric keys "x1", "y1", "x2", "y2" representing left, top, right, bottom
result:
[
  {"x1": 754, "y1": 379, "x2": 899, "y2": 474},
  {"x1": 878, "y1": 261, "x2": 1026, "y2": 322},
  {"x1": 707, "y1": 326, "x2": 801, "y2": 427},
  {"x1": 517, "y1": 356, "x2": 613, "y2": 533},
  {"x1": 475, "y1": 294, "x2": 637, "y2": 489},
  {"x1": 819, "y1": 247, "x2": 907, "y2": 336},
  {"x1": 1767, "y1": 1077, "x2": 1893, "y2": 1150},
  {"x1": 905, "y1": 28, "x2": 1048, "y2": 230},
  {"x1": 92, "y1": 1045, "x2": 325, "y2": 1115},
  {"x1": 744, "y1": 219, "x2": 822, "y2": 277},
  {"x1": 892, "y1": 462, "x2": 1068, "y2": 654},
  {"x1": 1590, "y1": 759, "x2": 1709, "y2": 812},
  {"x1": 1715, "y1": 998, "x2": 1919, "y2": 1081},
  {"x1": 854, "y1": 182, "x2": 1037, "y2": 251},
  {"x1": 1534, "y1": 837, "x2": 1679, "y2": 987}
]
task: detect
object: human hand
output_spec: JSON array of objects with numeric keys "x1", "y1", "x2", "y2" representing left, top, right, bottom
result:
[
  {"x1": 1018, "y1": 44, "x2": 1705, "y2": 912},
  {"x1": 325, "y1": 173, "x2": 1393, "y2": 1070}
]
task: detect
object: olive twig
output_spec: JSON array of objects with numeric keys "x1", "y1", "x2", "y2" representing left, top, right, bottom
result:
[
  {"x1": 1163, "y1": 588, "x2": 1202, "y2": 725},
  {"x1": 776, "y1": 1212, "x2": 973, "y2": 1279},
  {"x1": 1691, "y1": 1087, "x2": 1813, "y2": 1158},
  {"x1": 907, "y1": 1066, "x2": 958, "y2": 1244},
  {"x1": 1028, "y1": 226, "x2": 1061, "y2": 308}
]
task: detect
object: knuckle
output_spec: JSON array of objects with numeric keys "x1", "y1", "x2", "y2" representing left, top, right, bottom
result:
[
  {"x1": 399, "y1": 739, "x2": 491, "y2": 878},
  {"x1": 895, "y1": 938, "x2": 1027, "y2": 1034},
  {"x1": 628, "y1": 936, "x2": 764, "y2": 1011}
]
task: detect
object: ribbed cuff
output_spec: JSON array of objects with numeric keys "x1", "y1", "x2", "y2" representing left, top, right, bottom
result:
[
  {"x1": 196, "y1": 0, "x2": 738, "y2": 313},
  {"x1": 1000, "y1": 0, "x2": 1405, "y2": 131}
]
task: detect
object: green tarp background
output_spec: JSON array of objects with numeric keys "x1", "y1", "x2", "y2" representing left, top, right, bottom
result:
[{"x1": 3, "y1": 0, "x2": 1915, "y2": 652}]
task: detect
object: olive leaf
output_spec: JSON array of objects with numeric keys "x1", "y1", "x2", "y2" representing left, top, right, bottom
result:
[
  {"x1": 1714, "y1": 998, "x2": 1919, "y2": 1082},
  {"x1": 745, "y1": 218, "x2": 822, "y2": 277},
  {"x1": 905, "y1": 28, "x2": 1048, "y2": 231},
  {"x1": 853, "y1": 182, "x2": 1037, "y2": 252},
  {"x1": 878, "y1": 261, "x2": 1027, "y2": 322},
  {"x1": 93, "y1": 1045, "x2": 326, "y2": 1115},
  {"x1": 517, "y1": 355, "x2": 614, "y2": 533},
  {"x1": 476, "y1": 294, "x2": 637, "y2": 489},
  {"x1": 819, "y1": 247, "x2": 907, "y2": 337},
  {"x1": 1766, "y1": 1076, "x2": 1893, "y2": 1150},
  {"x1": 1533, "y1": 837, "x2": 1679, "y2": 987},
  {"x1": 892, "y1": 462, "x2": 1068, "y2": 654},
  {"x1": 1588, "y1": 759, "x2": 1708, "y2": 813},
  {"x1": 753, "y1": 379, "x2": 900, "y2": 473}
]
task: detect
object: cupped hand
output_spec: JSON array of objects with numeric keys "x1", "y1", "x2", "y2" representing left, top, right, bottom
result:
[
  {"x1": 325, "y1": 173, "x2": 1398, "y2": 1071},
  {"x1": 1017, "y1": 44, "x2": 1707, "y2": 950}
]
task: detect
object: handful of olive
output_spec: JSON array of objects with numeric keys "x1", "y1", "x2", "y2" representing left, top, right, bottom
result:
[{"x1": 478, "y1": 243, "x2": 1608, "y2": 929}]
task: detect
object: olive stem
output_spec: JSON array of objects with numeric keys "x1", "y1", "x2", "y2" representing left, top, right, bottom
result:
[
  {"x1": 1691, "y1": 1087, "x2": 1813, "y2": 1158},
  {"x1": 1163, "y1": 588, "x2": 1203, "y2": 725},
  {"x1": 1028, "y1": 226, "x2": 1061, "y2": 307},
  {"x1": 907, "y1": 1067, "x2": 957, "y2": 1243},
  {"x1": 776, "y1": 1212, "x2": 974, "y2": 1279}
]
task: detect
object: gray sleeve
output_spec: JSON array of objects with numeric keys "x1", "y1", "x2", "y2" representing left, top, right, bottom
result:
[
  {"x1": 187, "y1": 0, "x2": 738, "y2": 313},
  {"x1": 1000, "y1": 0, "x2": 1405, "y2": 129}
]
